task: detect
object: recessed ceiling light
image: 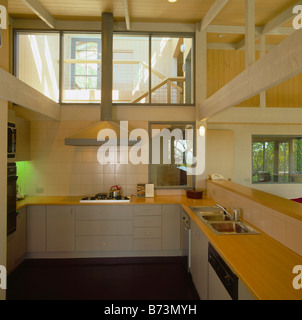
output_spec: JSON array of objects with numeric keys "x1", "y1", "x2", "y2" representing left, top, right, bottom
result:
[{"x1": 168, "y1": 0, "x2": 178, "y2": 3}]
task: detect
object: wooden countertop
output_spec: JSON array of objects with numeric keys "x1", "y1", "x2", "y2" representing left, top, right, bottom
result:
[{"x1": 17, "y1": 194, "x2": 302, "y2": 300}]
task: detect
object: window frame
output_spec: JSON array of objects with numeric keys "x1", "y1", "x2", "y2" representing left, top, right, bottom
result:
[
  {"x1": 252, "y1": 135, "x2": 302, "y2": 184},
  {"x1": 14, "y1": 29, "x2": 195, "y2": 107},
  {"x1": 148, "y1": 121, "x2": 196, "y2": 189}
]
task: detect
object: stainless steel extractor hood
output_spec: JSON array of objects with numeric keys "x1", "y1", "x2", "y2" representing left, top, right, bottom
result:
[{"x1": 65, "y1": 12, "x2": 135, "y2": 146}]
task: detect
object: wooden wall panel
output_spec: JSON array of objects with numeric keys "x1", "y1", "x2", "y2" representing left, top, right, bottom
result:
[
  {"x1": 207, "y1": 49, "x2": 260, "y2": 108},
  {"x1": 207, "y1": 48, "x2": 302, "y2": 109}
]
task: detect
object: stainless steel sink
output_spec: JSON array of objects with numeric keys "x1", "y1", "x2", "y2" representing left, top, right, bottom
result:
[
  {"x1": 201, "y1": 214, "x2": 231, "y2": 221},
  {"x1": 190, "y1": 205, "x2": 260, "y2": 235},
  {"x1": 208, "y1": 221, "x2": 259, "y2": 235}
]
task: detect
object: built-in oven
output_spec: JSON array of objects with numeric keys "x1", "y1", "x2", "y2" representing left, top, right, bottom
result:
[
  {"x1": 8, "y1": 122, "x2": 17, "y2": 161},
  {"x1": 181, "y1": 209, "x2": 191, "y2": 273},
  {"x1": 7, "y1": 163, "x2": 18, "y2": 235}
]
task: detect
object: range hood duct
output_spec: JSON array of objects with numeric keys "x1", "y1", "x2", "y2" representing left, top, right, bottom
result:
[{"x1": 65, "y1": 12, "x2": 135, "y2": 147}]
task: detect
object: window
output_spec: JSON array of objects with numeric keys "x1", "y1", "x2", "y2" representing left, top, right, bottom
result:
[
  {"x1": 113, "y1": 33, "x2": 194, "y2": 104},
  {"x1": 15, "y1": 31, "x2": 194, "y2": 105},
  {"x1": 62, "y1": 33, "x2": 101, "y2": 103},
  {"x1": 149, "y1": 122, "x2": 195, "y2": 188},
  {"x1": 252, "y1": 136, "x2": 302, "y2": 183},
  {"x1": 15, "y1": 32, "x2": 60, "y2": 102}
]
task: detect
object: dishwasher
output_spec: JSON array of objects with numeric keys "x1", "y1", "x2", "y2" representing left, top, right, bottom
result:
[
  {"x1": 181, "y1": 209, "x2": 191, "y2": 273},
  {"x1": 208, "y1": 243, "x2": 238, "y2": 300}
]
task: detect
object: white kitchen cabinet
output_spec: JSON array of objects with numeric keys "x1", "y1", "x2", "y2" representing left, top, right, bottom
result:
[
  {"x1": 7, "y1": 207, "x2": 27, "y2": 274},
  {"x1": 27, "y1": 205, "x2": 47, "y2": 253},
  {"x1": 190, "y1": 219, "x2": 208, "y2": 300},
  {"x1": 75, "y1": 205, "x2": 133, "y2": 253},
  {"x1": 47, "y1": 206, "x2": 75, "y2": 252},
  {"x1": 14, "y1": 207, "x2": 27, "y2": 265},
  {"x1": 133, "y1": 204, "x2": 162, "y2": 252},
  {"x1": 161, "y1": 204, "x2": 180, "y2": 251}
]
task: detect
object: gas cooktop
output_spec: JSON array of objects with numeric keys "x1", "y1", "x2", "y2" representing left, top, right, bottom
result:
[{"x1": 80, "y1": 193, "x2": 131, "y2": 203}]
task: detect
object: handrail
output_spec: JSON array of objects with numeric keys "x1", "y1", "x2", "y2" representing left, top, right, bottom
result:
[{"x1": 131, "y1": 76, "x2": 185, "y2": 103}]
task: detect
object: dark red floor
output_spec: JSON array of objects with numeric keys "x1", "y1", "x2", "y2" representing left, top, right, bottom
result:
[{"x1": 7, "y1": 257, "x2": 199, "y2": 300}]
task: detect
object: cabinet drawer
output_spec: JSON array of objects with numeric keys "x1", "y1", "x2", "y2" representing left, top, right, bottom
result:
[
  {"x1": 76, "y1": 236, "x2": 133, "y2": 252},
  {"x1": 134, "y1": 227, "x2": 161, "y2": 239},
  {"x1": 76, "y1": 205, "x2": 133, "y2": 221},
  {"x1": 134, "y1": 216, "x2": 161, "y2": 227},
  {"x1": 76, "y1": 220, "x2": 133, "y2": 236},
  {"x1": 133, "y1": 205, "x2": 161, "y2": 216},
  {"x1": 133, "y1": 239, "x2": 161, "y2": 251}
]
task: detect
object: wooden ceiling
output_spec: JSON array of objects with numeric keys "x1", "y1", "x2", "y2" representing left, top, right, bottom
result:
[{"x1": 7, "y1": 0, "x2": 300, "y2": 46}]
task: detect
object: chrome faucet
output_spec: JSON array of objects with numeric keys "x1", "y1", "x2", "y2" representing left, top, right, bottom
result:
[{"x1": 215, "y1": 204, "x2": 233, "y2": 220}]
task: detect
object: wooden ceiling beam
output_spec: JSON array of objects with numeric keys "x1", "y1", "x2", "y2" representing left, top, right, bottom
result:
[
  {"x1": 200, "y1": 0, "x2": 230, "y2": 32},
  {"x1": 200, "y1": 29, "x2": 302, "y2": 120},
  {"x1": 21, "y1": 0, "x2": 57, "y2": 29}
]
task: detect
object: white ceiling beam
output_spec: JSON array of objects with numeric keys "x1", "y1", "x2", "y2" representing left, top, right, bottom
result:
[
  {"x1": 205, "y1": 25, "x2": 293, "y2": 35},
  {"x1": 200, "y1": 29, "x2": 302, "y2": 120},
  {"x1": 123, "y1": 0, "x2": 131, "y2": 31},
  {"x1": 21, "y1": 0, "x2": 56, "y2": 29},
  {"x1": 245, "y1": 0, "x2": 255, "y2": 68},
  {"x1": 262, "y1": 0, "x2": 302, "y2": 35},
  {"x1": 200, "y1": 0, "x2": 230, "y2": 32},
  {"x1": 235, "y1": 1, "x2": 300, "y2": 50}
]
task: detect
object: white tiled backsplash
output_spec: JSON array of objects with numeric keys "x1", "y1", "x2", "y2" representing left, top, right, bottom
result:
[{"x1": 17, "y1": 121, "x2": 150, "y2": 197}]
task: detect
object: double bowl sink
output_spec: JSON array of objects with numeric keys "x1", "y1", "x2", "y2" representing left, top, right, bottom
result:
[{"x1": 190, "y1": 206, "x2": 259, "y2": 235}]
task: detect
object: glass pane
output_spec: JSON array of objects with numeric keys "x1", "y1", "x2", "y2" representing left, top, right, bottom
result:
[
  {"x1": 63, "y1": 33, "x2": 101, "y2": 103},
  {"x1": 16, "y1": 32, "x2": 60, "y2": 102},
  {"x1": 75, "y1": 64, "x2": 86, "y2": 75},
  {"x1": 113, "y1": 34, "x2": 149, "y2": 103},
  {"x1": 87, "y1": 64, "x2": 98, "y2": 75},
  {"x1": 76, "y1": 51, "x2": 87, "y2": 60},
  {"x1": 149, "y1": 123, "x2": 194, "y2": 188},
  {"x1": 87, "y1": 77, "x2": 97, "y2": 89},
  {"x1": 151, "y1": 36, "x2": 194, "y2": 104},
  {"x1": 75, "y1": 76, "x2": 87, "y2": 89}
]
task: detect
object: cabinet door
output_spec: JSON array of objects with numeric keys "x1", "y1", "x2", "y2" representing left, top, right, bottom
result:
[
  {"x1": 27, "y1": 206, "x2": 46, "y2": 252},
  {"x1": 190, "y1": 219, "x2": 208, "y2": 300},
  {"x1": 162, "y1": 204, "x2": 180, "y2": 250},
  {"x1": 47, "y1": 206, "x2": 75, "y2": 252},
  {"x1": 15, "y1": 207, "x2": 27, "y2": 264},
  {"x1": 190, "y1": 220, "x2": 200, "y2": 295}
]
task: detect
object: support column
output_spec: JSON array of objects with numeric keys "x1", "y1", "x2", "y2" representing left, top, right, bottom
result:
[{"x1": 245, "y1": 0, "x2": 255, "y2": 68}]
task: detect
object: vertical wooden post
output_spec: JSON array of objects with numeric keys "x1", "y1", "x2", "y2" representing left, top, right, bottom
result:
[{"x1": 167, "y1": 79, "x2": 171, "y2": 104}]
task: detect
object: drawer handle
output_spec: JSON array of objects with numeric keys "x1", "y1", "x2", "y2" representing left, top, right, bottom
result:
[
  {"x1": 144, "y1": 219, "x2": 151, "y2": 224},
  {"x1": 101, "y1": 242, "x2": 108, "y2": 246},
  {"x1": 144, "y1": 242, "x2": 151, "y2": 247},
  {"x1": 144, "y1": 232, "x2": 151, "y2": 235}
]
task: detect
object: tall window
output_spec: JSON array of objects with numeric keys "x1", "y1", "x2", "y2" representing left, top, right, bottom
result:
[
  {"x1": 15, "y1": 32, "x2": 60, "y2": 102},
  {"x1": 71, "y1": 38, "x2": 101, "y2": 90},
  {"x1": 63, "y1": 33, "x2": 102, "y2": 103},
  {"x1": 252, "y1": 136, "x2": 302, "y2": 183}
]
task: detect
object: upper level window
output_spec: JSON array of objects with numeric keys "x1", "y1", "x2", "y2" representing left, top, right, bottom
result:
[
  {"x1": 15, "y1": 32, "x2": 60, "y2": 102},
  {"x1": 252, "y1": 135, "x2": 302, "y2": 183},
  {"x1": 15, "y1": 31, "x2": 194, "y2": 105}
]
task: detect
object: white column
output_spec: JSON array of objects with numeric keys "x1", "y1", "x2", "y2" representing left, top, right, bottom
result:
[{"x1": 245, "y1": 0, "x2": 255, "y2": 68}]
